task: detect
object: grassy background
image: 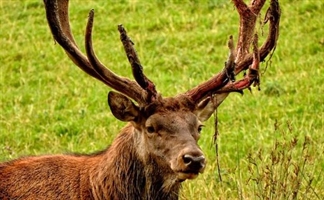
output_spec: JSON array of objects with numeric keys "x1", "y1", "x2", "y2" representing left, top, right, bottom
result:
[{"x1": 0, "y1": 0, "x2": 323, "y2": 199}]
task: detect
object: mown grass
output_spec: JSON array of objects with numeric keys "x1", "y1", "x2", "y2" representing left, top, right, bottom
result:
[{"x1": 0, "y1": 0, "x2": 323, "y2": 199}]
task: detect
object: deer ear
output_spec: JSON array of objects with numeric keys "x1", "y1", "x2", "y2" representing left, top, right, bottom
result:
[
  {"x1": 108, "y1": 91, "x2": 140, "y2": 122},
  {"x1": 194, "y1": 93, "x2": 229, "y2": 122}
]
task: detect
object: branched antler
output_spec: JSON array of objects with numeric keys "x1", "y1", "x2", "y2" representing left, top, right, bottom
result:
[{"x1": 185, "y1": 0, "x2": 280, "y2": 104}]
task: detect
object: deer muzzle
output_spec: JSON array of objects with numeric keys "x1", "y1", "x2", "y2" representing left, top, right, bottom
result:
[{"x1": 171, "y1": 149, "x2": 206, "y2": 181}]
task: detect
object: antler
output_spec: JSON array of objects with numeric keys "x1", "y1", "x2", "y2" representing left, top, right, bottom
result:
[
  {"x1": 185, "y1": 0, "x2": 280, "y2": 104},
  {"x1": 44, "y1": 0, "x2": 280, "y2": 107},
  {"x1": 44, "y1": 0, "x2": 157, "y2": 105}
]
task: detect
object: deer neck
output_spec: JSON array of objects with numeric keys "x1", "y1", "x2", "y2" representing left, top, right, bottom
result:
[{"x1": 89, "y1": 123, "x2": 181, "y2": 200}]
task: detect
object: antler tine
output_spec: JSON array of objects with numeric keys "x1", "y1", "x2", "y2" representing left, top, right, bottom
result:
[
  {"x1": 234, "y1": 0, "x2": 280, "y2": 74},
  {"x1": 118, "y1": 25, "x2": 158, "y2": 102},
  {"x1": 44, "y1": 0, "x2": 100, "y2": 80},
  {"x1": 185, "y1": 0, "x2": 280, "y2": 104},
  {"x1": 44, "y1": 0, "x2": 149, "y2": 105},
  {"x1": 84, "y1": 9, "x2": 149, "y2": 105},
  {"x1": 231, "y1": 0, "x2": 266, "y2": 62}
]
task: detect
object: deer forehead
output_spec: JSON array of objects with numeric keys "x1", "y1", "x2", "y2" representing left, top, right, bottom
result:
[
  {"x1": 145, "y1": 111, "x2": 200, "y2": 132},
  {"x1": 143, "y1": 96, "x2": 195, "y2": 115}
]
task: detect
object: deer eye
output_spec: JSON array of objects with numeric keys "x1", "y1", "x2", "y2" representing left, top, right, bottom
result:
[
  {"x1": 198, "y1": 125, "x2": 204, "y2": 134},
  {"x1": 146, "y1": 126, "x2": 155, "y2": 134}
]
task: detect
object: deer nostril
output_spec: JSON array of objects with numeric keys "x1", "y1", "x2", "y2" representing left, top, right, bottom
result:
[
  {"x1": 182, "y1": 154, "x2": 205, "y2": 171},
  {"x1": 183, "y1": 154, "x2": 194, "y2": 164}
]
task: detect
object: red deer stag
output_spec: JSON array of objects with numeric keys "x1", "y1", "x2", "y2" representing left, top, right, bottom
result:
[{"x1": 0, "y1": 0, "x2": 280, "y2": 199}]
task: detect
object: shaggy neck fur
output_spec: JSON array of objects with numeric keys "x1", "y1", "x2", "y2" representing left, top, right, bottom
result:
[{"x1": 88, "y1": 124, "x2": 181, "y2": 200}]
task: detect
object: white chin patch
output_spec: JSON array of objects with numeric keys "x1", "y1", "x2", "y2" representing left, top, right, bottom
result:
[{"x1": 177, "y1": 172, "x2": 198, "y2": 181}]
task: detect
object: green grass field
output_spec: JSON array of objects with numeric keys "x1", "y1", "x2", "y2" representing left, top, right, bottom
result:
[{"x1": 1, "y1": 0, "x2": 323, "y2": 199}]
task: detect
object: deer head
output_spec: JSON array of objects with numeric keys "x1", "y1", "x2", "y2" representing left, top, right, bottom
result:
[{"x1": 43, "y1": 0, "x2": 280, "y2": 182}]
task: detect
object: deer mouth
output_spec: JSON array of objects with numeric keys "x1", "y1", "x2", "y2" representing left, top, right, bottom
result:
[{"x1": 176, "y1": 170, "x2": 201, "y2": 181}]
